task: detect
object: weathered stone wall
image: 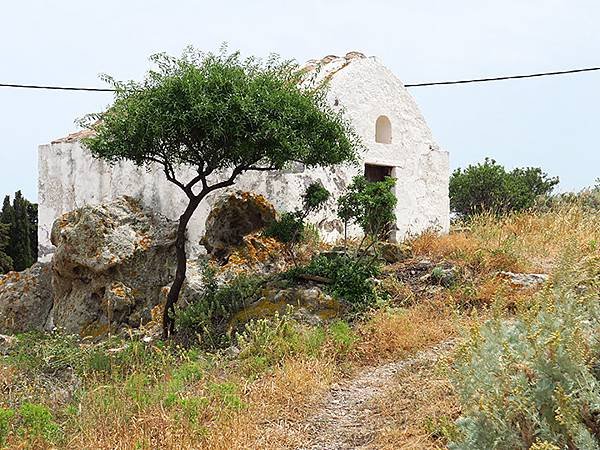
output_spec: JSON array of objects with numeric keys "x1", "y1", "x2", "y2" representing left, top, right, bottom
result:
[{"x1": 38, "y1": 53, "x2": 449, "y2": 261}]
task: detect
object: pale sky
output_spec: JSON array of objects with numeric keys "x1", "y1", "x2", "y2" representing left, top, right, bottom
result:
[{"x1": 1, "y1": 0, "x2": 599, "y2": 201}]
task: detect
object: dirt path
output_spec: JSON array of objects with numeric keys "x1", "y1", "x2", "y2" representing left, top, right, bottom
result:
[{"x1": 295, "y1": 340, "x2": 457, "y2": 450}]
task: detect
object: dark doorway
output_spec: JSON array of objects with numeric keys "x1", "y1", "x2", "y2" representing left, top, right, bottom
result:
[{"x1": 364, "y1": 164, "x2": 393, "y2": 182}]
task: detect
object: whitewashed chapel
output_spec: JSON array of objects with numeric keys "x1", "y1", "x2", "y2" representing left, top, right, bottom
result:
[{"x1": 38, "y1": 52, "x2": 449, "y2": 261}]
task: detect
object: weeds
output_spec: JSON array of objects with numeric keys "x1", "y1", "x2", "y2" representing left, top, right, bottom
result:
[
  {"x1": 288, "y1": 253, "x2": 382, "y2": 313},
  {"x1": 176, "y1": 263, "x2": 265, "y2": 348},
  {"x1": 450, "y1": 252, "x2": 600, "y2": 449},
  {"x1": 2, "y1": 205, "x2": 597, "y2": 449}
]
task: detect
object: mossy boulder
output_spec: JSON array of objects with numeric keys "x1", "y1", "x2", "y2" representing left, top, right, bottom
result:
[
  {"x1": 0, "y1": 263, "x2": 53, "y2": 334},
  {"x1": 201, "y1": 191, "x2": 276, "y2": 260},
  {"x1": 50, "y1": 196, "x2": 177, "y2": 337},
  {"x1": 229, "y1": 285, "x2": 345, "y2": 330}
]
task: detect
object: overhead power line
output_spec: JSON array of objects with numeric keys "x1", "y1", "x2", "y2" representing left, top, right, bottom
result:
[
  {"x1": 1, "y1": 66, "x2": 600, "y2": 92},
  {"x1": 0, "y1": 83, "x2": 114, "y2": 92},
  {"x1": 403, "y1": 66, "x2": 600, "y2": 87}
]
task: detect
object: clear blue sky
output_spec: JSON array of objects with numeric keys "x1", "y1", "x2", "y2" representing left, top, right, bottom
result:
[{"x1": 1, "y1": 0, "x2": 599, "y2": 201}]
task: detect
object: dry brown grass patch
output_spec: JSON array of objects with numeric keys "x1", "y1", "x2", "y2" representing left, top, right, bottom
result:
[
  {"x1": 354, "y1": 303, "x2": 457, "y2": 365},
  {"x1": 369, "y1": 351, "x2": 459, "y2": 449}
]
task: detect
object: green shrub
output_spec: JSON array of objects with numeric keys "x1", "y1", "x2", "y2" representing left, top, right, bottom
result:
[
  {"x1": 0, "y1": 408, "x2": 14, "y2": 448},
  {"x1": 290, "y1": 254, "x2": 381, "y2": 313},
  {"x1": 303, "y1": 182, "x2": 331, "y2": 212},
  {"x1": 264, "y1": 211, "x2": 305, "y2": 244},
  {"x1": 19, "y1": 402, "x2": 61, "y2": 443},
  {"x1": 176, "y1": 264, "x2": 264, "y2": 348},
  {"x1": 450, "y1": 158, "x2": 559, "y2": 217},
  {"x1": 535, "y1": 178, "x2": 600, "y2": 213},
  {"x1": 265, "y1": 182, "x2": 330, "y2": 245},
  {"x1": 450, "y1": 254, "x2": 600, "y2": 449},
  {"x1": 338, "y1": 176, "x2": 397, "y2": 240}
]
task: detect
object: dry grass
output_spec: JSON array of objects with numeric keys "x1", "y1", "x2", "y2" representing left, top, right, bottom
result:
[
  {"x1": 369, "y1": 351, "x2": 459, "y2": 449},
  {"x1": 411, "y1": 205, "x2": 600, "y2": 273},
  {"x1": 354, "y1": 302, "x2": 459, "y2": 365},
  {"x1": 57, "y1": 357, "x2": 330, "y2": 450},
  {"x1": 4, "y1": 206, "x2": 598, "y2": 449}
]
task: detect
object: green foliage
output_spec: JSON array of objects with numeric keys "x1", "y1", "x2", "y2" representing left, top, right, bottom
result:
[
  {"x1": 236, "y1": 310, "x2": 300, "y2": 374},
  {"x1": 0, "y1": 402, "x2": 62, "y2": 446},
  {"x1": 0, "y1": 222, "x2": 13, "y2": 273},
  {"x1": 5, "y1": 332, "x2": 194, "y2": 384},
  {"x1": 264, "y1": 211, "x2": 304, "y2": 244},
  {"x1": 207, "y1": 382, "x2": 245, "y2": 411},
  {"x1": 265, "y1": 182, "x2": 331, "y2": 245},
  {"x1": 176, "y1": 264, "x2": 264, "y2": 348},
  {"x1": 235, "y1": 312, "x2": 357, "y2": 377},
  {"x1": 5, "y1": 332, "x2": 85, "y2": 375},
  {"x1": 450, "y1": 254, "x2": 600, "y2": 449},
  {"x1": 291, "y1": 254, "x2": 381, "y2": 313},
  {"x1": 424, "y1": 415, "x2": 462, "y2": 443},
  {"x1": 81, "y1": 46, "x2": 358, "y2": 336},
  {"x1": 303, "y1": 181, "x2": 331, "y2": 213},
  {"x1": 327, "y1": 320, "x2": 357, "y2": 354},
  {"x1": 19, "y1": 402, "x2": 61, "y2": 443},
  {"x1": 0, "y1": 408, "x2": 14, "y2": 448},
  {"x1": 450, "y1": 158, "x2": 559, "y2": 216},
  {"x1": 338, "y1": 176, "x2": 397, "y2": 239},
  {"x1": 0, "y1": 191, "x2": 37, "y2": 273},
  {"x1": 536, "y1": 178, "x2": 600, "y2": 213}
]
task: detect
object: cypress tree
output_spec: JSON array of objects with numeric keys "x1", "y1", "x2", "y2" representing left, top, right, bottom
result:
[
  {"x1": 1, "y1": 195, "x2": 15, "y2": 262},
  {"x1": 11, "y1": 191, "x2": 33, "y2": 271},
  {"x1": 27, "y1": 202, "x2": 38, "y2": 261},
  {"x1": 0, "y1": 222, "x2": 13, "y2": 273}
]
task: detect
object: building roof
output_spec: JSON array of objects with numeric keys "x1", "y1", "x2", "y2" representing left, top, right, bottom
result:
[
  {"x1": 51, "y1": 128, "x2": 95, "y2": 144},
  {"x1": 299, "y1": 51, "x2": 367, "y2": 87}
]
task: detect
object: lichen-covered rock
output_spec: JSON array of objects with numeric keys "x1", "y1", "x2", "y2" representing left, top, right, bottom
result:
[
  {"x1": 376, "y1": 242, "x2": 412, "y2": 263},
  {"x1": 229, "y1": 285, "x2": 345, "y2": 329},
  {"x1": 0, "y1": 263, "x2": 53, "y2": 334},
  {"x1": 222, "y1": 232, "x2": 287, "y2": 276},
  {"x1": 50, "y1": 196, "x2": 177, "y2": 336},
  {"x1": 500, "y1": 271, "x2": 548, "y2": 288},
  {"x1": 201, "y1": 191, "x2": 276, "y2": 259}
]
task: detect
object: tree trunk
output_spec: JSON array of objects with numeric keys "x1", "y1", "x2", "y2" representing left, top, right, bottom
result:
[{"x1": 162, "y1": 198, "x2": 200, "y2": 339}]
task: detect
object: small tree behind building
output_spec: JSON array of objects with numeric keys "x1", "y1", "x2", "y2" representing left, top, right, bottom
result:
[
  {"x1": 0, "y1": 222, "x2": 13, "y2": 273},
  {"x1": 0, "y1": 192, "x2": 37, "y2": 273},
  {"x1": 450, "y1": 158, "x2": 559, "y2": 217}
]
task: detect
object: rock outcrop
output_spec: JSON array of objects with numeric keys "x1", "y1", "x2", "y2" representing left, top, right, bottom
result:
[
  {"x1": 50, "y1": 196, "x2": 177, "y2": 336},
  {"x1": 230, "y1": 285, "x2": 345, "y2": 329},
  {"x1": 0, "y1": 263, "x2": 53, "y2": 334},
  {"x1": 500, "y1": 271, "x2": 549, "y2": 288},
  {"x1": 201, "y1": 191, "x2": 276, "y2": 259}
]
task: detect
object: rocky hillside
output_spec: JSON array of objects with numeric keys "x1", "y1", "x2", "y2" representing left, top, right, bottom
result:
[{"x1": 0, "y1": 196, "x2": 598, "y2": 449}]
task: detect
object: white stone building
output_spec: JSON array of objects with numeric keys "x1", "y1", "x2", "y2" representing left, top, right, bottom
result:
[{"x1": 38, "y1": 52, "x2": 449, "y2": 261}]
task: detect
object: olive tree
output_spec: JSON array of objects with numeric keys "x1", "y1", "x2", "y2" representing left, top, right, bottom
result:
[{"x1": 81, "y1": 48, "x2": 359, "y2": 338}]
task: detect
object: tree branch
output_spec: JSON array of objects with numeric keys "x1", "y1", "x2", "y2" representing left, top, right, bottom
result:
[{"x1": 162, "y1": 162, "x2": 193, "y2": 198}]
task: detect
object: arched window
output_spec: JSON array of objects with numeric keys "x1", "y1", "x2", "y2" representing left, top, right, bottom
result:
[{"x1": 375, "y1": 115, "x2": 392, "y2": 144}]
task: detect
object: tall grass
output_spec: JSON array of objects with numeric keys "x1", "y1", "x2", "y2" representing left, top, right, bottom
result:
[
  {"x1": 412, "y1": 205, "x2": 600, "y2": 273},
  {"x1": 446, "y1": 203, "x2": 600, "y2": 449}
]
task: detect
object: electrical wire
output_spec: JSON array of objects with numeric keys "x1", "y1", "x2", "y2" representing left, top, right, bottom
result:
[{"x1": 1, "y1": 66, "x2": 600, "y2": 92}]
